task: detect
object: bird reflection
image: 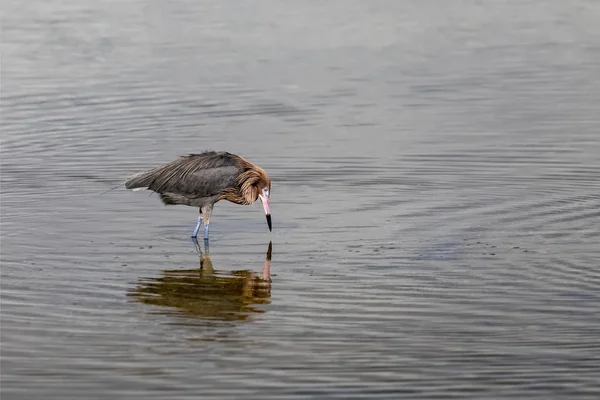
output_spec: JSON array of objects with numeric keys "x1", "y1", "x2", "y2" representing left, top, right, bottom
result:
[{"x1": 128, "y1": 241, "x2": 273, "y2": 321}]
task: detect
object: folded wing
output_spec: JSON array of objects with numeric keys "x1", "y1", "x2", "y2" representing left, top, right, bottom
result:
[{"x1": 125, "y1": 151, "x2": 243, "y2": 199}]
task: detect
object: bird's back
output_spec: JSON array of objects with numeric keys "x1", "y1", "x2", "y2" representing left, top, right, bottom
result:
[{"x1": 125, "y1": 151, "x2": 244, "y2": 206}]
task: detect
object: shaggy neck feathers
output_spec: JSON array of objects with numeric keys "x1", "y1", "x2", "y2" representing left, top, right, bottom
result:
[{"x1": 218, "y1": 156, "x2": 271, "y2": 205}]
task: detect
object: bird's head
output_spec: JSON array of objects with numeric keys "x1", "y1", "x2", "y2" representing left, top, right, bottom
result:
[{"x1": 238, "y1": 165, "x2": 272, "y2": 232}]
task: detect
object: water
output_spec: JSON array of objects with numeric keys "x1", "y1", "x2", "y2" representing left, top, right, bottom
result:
[{"x1": 2, "y1": 1, "x2": 600, "y2": 398}]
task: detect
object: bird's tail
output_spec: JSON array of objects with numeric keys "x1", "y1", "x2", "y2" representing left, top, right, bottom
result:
[
  {"x1": 124, "y1": 170, "x2": 155, "y2": 190},
  {"x1": 100, "y1": 169, "x2": 157, "y2": 195}
]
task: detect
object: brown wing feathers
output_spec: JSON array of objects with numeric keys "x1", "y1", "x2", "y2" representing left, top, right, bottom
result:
[{"x1": 125, "y1": 151, "x2": 270, "y2": 206}]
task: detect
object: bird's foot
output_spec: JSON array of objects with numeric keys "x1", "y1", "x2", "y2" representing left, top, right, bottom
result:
[
  {"x1": 191, "y1": 236, "x2": 209, "y2": 254},
  {"x1": 192, "y1": 237, "x2": 202, "y2": 254}
]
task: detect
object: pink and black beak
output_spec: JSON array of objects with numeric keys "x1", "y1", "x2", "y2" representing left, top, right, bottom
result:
[{"x1": 259, "y1": 188, "x2": 272, "y2": 231}]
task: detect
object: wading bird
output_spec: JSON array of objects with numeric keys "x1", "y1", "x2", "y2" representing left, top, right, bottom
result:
[{"x1": 125, "y1": 151, "x2": 272, "y2": 239}]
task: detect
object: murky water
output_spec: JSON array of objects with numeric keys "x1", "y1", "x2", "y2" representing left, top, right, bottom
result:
[{"x1": 2, "y1": 1, "x2": 600, "y2": 398}]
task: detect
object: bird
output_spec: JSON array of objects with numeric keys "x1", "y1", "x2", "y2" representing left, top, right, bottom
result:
[{"x1": 124, "y1": 151, "x2": 272, "y2": 239}]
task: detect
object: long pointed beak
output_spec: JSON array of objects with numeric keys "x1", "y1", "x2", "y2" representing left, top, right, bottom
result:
[{"x1": 259, "y1": 194, "x2": 272, "y2": 231}]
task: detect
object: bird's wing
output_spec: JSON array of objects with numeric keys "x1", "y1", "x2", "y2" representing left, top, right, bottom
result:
[{"x1": 125, "y1": 151, "x2": 243, "y2": 197}]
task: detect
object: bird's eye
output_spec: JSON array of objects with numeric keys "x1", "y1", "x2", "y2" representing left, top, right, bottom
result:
[{"x1": 262, "y1": 188, "x2": 269, "y2": 196}]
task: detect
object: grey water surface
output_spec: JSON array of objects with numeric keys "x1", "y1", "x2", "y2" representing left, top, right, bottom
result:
[{"x1": 2, "y1": 1, "x2": 600, "y2": 399}]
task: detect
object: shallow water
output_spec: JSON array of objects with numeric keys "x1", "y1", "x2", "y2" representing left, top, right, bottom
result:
[{"x1": 2, "y1": 0, "x2": 600, "y2": 398}]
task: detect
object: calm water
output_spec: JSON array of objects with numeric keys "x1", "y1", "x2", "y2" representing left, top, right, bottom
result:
[{"x1": 2, "y1": 1, "x2": 600, "y2": 398}]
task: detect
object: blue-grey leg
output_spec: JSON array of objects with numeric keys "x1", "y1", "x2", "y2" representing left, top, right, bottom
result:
[
  {"x1": 201, "y1": 204, "x2": 214, "y2": 240},
  {"x1": 191, "y1": 215, "x2": 203, "y2": 238}
]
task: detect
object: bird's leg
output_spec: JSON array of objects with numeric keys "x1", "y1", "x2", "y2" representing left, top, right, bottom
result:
[
  {"x1": 201, "y1": 204, "x2": 213, "y2": 240},
  {"x1": 191, "y1": 211, "x2": 203, "y2": 238}
]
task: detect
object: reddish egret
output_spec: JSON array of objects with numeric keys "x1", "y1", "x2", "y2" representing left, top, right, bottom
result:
[{"x1": 125, "y1": 151, "x2": 272, "y2": 239}]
